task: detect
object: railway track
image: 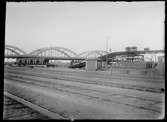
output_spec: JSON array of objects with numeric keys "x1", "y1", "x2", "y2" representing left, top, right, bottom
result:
[
  {"x1": 4, "y1": 71, "x2": 164, "y2": 113},
  {"x1": 4, "y1": 72, "x2": 164, "y2": 100},
  {"x1": 4, "y1": 78, "x2": 164, "y2": 119},
  {"x1": 3, "y1": 92, "x2": 65, "y2": 120},
  {"x1": 5, "y1": 66, "x2": 164, "y2": 81},
  {"x1": 5, "y1": 67, "x2": 164, "y2": 93},
  {"x1": 5, "y1": 78, "x2": 162, "y2": 113},
  {"x1": 4, "y1": 66, "x2": 165, "y2": 119}
]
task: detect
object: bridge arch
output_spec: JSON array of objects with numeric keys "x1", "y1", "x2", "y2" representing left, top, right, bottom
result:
[
  {"x1": 29, "y1": 47, "x2": 78, "y2": 58},
  {"x1": 78, "y1": 50, "x2": 108, "y2": 58},
  {"x1": 5, "y1": 45, "x2": 26, "y2": 56}
]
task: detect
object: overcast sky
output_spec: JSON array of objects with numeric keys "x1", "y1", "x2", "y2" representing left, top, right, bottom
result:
[{"x1": 5, "y1": 2, "x2": 165, "y2": 54}]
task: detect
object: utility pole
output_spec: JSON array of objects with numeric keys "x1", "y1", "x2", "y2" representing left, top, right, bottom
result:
[
  {"x1": 106, "y1": 36, "x2": 109, "y2": 70},
  {"x1": 106, "y1": 37, "x2": 108, "y2": 54}
]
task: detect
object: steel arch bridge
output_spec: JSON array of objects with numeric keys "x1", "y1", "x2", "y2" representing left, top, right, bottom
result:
[
  {"x1": 78, "y1": 50, "x2": 108, "y2": 59},
  {"x1": 5, "y1": 45, "x2": 26, "y2": 56},
  {"x1": 29, "y1": 47, "x2": 78, "y2": 58}
]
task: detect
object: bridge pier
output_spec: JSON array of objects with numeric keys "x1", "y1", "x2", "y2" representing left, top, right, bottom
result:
[{"x1": 44, "y1": 59, "x2": 49, "y2": 65}]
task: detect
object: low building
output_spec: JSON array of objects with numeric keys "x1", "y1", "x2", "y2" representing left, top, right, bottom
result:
[{"x1": 85, "y1": 58, "x2": 98, "y2": 71}]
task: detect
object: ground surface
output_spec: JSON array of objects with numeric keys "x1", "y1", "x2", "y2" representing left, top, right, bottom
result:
[
  {"x1": 4, "y1": 66, "x2": 165, "y2": 119},
  {"x1": 3, "y1": 96, "x2": 51, "y2": 120}
]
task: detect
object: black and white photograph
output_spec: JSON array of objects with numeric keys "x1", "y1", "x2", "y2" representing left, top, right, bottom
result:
[{"x1": 3, "y1": 1, "x2": 165, "y2": 120}]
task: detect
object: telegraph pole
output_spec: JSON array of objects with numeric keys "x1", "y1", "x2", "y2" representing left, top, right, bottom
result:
[{"x1": 106, "y1": 36, "x2": 109, "y2": 70}]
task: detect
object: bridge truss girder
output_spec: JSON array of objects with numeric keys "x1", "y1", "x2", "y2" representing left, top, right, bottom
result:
[
  {"x1": 5, "y1": 45, "x2": 26, "y2": 56},
  {"x1": 29, "y1": 47, "x2": 78, "y2": 58},
  {"x1": 78, "y1": 50, "x2": 108, "y2": 59}
]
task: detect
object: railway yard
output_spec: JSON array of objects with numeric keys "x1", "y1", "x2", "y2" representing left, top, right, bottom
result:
[
  {"x1": 4, "y1": 1, "x2": 165, "y2": 120},
  {"x1": 3, "y1": 66, "x2": 165, "y2": 120}
]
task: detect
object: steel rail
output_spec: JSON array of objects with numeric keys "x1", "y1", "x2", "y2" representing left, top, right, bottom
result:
[
  {"x1": 5, "y1": 66, "x2": 164, "y2": 81},
  {"x1": 5, "y1": 72, "x2": 163, "y2": 103},
  {"x1": 5, "y1": 67, "x2": 164, "y2": 84},
  {"x1": 4, "y1": 77, "x2": 162, "y2": 113},
  {"x1": 5, "y1": 69, "x2": 163, "y2": 94},
  {"x1": 4, "y1": 92, "x2": 66, "y2": 120}
]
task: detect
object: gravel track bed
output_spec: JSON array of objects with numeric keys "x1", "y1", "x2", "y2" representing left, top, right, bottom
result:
[
  {"x1": 3, "y1": 96, "x2": 51, "y2": 120},
  {"x1": 5, "y1": 69, "x2": 164, "y2": 93},
  {"x1": 5, "y1": 73, "x2": 163, "y2": 113},
  {"x1": 4, "y1": 66, "x2": 164, "y2": 119},
  {"x1": 5, "y1": 66, "x2": 164, "y2": 82}
]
